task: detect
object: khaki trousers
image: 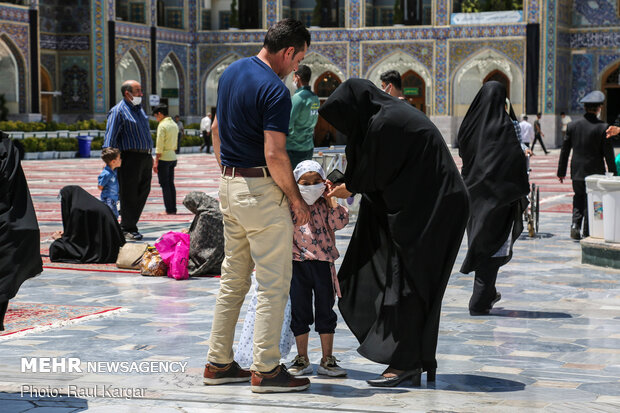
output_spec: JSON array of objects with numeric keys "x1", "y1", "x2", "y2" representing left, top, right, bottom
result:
[{"x1": 207, "y1": 175, "x2": 293, "y2": 372}]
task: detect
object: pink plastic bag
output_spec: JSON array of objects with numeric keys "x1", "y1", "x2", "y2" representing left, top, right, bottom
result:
[{"x1": 154, "y1": 231, "x2": 190, "y2": 280}]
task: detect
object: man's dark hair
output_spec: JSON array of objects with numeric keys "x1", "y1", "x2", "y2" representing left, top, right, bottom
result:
[
  {"x1": 536, "y1": 112, "x2": 542, "y2": 117},
  {"x1": 585, "y1": 103, "x2": 602, "y2": 113},
  {"x1": 120, "y1": 82, "x2": 134, "y2": 97},
  {"x1": 380, "y1": 70, "x2": 402, "y2": 90},
  {"x1": 152, "y1": 105, "x2": 168, "y2": 116},
  {"x1": 560, "y1": 112, "x2": 565, "y2": 116},
  {"x1": 101, "y1": 147, "x2": 120, "y2": 164},
  {"x1": 523, "y1": 115, "x2": 528, "y2": 120},
  {"x1": 295, "y1": 65, "x2": 312, "y2": 84},
  {"x1": 263, "y1": 18, "x2": 311, "y2": 56}
]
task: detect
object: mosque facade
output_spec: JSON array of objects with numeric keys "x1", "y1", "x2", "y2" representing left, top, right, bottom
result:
[{"x1": 0, "y1": 0, "x2": 619, "y2": 146}]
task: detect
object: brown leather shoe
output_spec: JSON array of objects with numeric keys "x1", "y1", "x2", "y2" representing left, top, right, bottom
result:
[
  {"x1": 203, "y1": 361, "x2": 251, "y2": 385},
  {"x1": 251, "y1": 364, "x2": 310, "y2": 393}
]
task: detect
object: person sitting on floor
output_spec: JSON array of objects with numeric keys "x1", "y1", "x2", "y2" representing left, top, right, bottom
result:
[
  {"x1": 50, "y1": 186, "x2": 125, "y2": 264},
  {"x1": 183, "y1": 192, "x2": 224, "y2": 276}
]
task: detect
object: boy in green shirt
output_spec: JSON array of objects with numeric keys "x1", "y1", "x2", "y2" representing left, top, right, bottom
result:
[{"x1": 287, "y1": 65, "x2": 320, "y2": 168}]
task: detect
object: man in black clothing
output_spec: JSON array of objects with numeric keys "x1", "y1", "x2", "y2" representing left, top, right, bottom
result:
[
  {"x1": 557, "y1": 90, "x2": 617, "y2": 240},
  {"x1": 532, "y1": 112, "x2": 549, "y2": 155}
]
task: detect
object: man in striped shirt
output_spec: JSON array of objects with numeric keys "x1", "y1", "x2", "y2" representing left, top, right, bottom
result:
[{"x1": 103, "y1": 80, "x2": 152, "y2": 241}]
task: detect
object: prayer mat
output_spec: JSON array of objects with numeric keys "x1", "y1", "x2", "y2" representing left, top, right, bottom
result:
[
  {"x1": 40, "y1": 256, "x2": 140, "y2": 274},
  {"x1": 1, "y1": 302, "x2": 123, "y2": 338}
]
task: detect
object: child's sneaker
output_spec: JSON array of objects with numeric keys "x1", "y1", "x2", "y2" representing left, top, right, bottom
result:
[
  {"x1": 288, "y1": 355, "x2": 313, "y2": 376},
  {"x1": 317, "y1": 355, "x2": 347, "y2": 377}
]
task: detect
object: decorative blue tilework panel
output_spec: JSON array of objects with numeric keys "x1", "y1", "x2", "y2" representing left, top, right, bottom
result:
[
  {"x1": 436, "y1": 39, "x2": 447, "y2": 115},
  {"x1": 311, "y1": 43, "x2": 348, "y2": 75},
  {"x1": 266, "y1": 0, "x2": 277, "y2": 26},
  {"x1": 40, "y1": 34, "x2": 90, "y2": 50},
  {"x1": 350, "y1": 40, "x2": 361, "y2": 77},
  {"x1": 198, "y1": 44, "x2": 261, "y2": 82},
  {"x1": 116, "y1": 22, "x2": 151, "y2": 39},
  {"x1": 570, "y1": 54, "x2": 594, "y2": 112},
  {"x1": 528, "y1": 0, "x2": 540, "y2": 23},
  {"x1": 189, "y1": 45, "x2": 198, "y2": 115},
  {"x1": 436, "y1": 0, "x2": 448, "y2": 26},
  {"x1": 157, "y1": 42, "x2": 188, "y2": 68},
  {"x1": 116, "y1": 38, "x2": 151, "y2": 65},
  {"x1": 0, "y1": 4, "x2": 29, "y2": 23},
  {"x1": 573, "y1": 0, "x2": 620, "y2": 27},
  {"x1": 448, "y1": 39, "x2": 525, "y2": 75},
  {"x1": 599, "y1": 54, "x2": 620, "y2": 74},
  {"x1": 543, "y1": 0, "x2": 557, "y2": 113},
  {"x1": 350, "y1": 0, "x2": 361, "y2": 28},
  {"x1": 571, "y1": 31, "x2": 620, "y2": 48},
  {"x1": 362, "y1": 42, "x2": 433, "y2": 76},
  {"x1": 93, "y1": 0, "x2": 107, "y2": 112}
]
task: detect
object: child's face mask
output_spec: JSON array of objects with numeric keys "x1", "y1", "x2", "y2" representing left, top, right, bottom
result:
[{"x1": 298, "y1": 183, "x2": 325, "y2": 205}]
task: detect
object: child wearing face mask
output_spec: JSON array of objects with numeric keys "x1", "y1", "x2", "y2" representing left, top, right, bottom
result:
[{"x1": 287, "y1": 160, "x2": 349, "y2": 377}]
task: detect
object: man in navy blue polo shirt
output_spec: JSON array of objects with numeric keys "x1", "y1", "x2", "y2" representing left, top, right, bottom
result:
[
  {"x1": 103, "y1": 80, "x2": 152, "y2": 241},
  {"x1": 203, "y1": 19, "x2": 312, "y2": 393}
]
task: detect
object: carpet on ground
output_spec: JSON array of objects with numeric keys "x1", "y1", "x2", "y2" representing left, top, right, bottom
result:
[{"x1": 0, "y1": 302, "x2": 123, "y2": 339}]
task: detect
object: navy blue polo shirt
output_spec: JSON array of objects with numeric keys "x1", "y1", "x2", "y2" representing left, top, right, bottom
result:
[{"x1": 217, "y1": 56, "x2": 292, "y2": 168}]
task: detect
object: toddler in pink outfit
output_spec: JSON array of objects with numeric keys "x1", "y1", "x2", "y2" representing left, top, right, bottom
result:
[{"x1": 287, "y1": 160, "x2": 349, "y2": 378}]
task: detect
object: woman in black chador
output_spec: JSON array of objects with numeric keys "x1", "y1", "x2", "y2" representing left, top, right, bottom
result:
[
  {"x1": 50, "y1": 186, "x2": 125, "y2": 263},
  {"x1": 0, "y1": 132, "x2": 42, "y2": 330},
  {"x1": 457, "y1": 81, "x2": 529, "y2": 316},
  {"x1": 320, "y1": 79, "x2": 469, "y2": 387}
]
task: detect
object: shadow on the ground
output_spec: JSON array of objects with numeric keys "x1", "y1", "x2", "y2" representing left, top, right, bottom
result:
[
  {"x1": 0, "y1": 392, "x2": 88, "y2": 412},
  {"x1": 308, "y1": 382, "x2": 409, "y2": 397},
  {"x1": 518, "y1": 232, "x2": 555, "y2": 240},
  {"x1": 429, "y1": 374, "x2": 526, "y2": 392},
  {"x1": 490, "y1": 308, "x2": 572, "y2": 318}
]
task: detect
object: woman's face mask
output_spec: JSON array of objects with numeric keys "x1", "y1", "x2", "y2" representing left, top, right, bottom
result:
[{"x1": 298, "y1": 182, "x2": 325, "y2": 205}]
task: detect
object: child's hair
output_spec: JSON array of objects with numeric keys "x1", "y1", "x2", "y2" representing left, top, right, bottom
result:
[{"x1": 101, "y1": 147, "x2": 121, "y2": 164}]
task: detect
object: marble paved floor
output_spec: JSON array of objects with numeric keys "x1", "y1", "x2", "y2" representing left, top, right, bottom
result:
[{"x1": 1, "y1": 152, "x2": 619, "y2": 412}]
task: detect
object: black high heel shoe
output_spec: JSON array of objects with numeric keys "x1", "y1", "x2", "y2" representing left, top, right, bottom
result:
[{"x1": 367, "y1": 368, "x2": 422, "y2": 387}]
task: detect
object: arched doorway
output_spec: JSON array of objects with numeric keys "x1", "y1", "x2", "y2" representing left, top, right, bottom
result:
[
  {"x1": 603, "y1": 63, "x2": 620, "y2": 124},
  {"x1": 40, "y1": 67, "x2": 53, "y2": 122},
  {"x1": 115, "y1": 51, "x2": 145, "y2": 104},
  {"x1": 0, "y1": 38, "x2": 20, "y2": 117},
  {"x1": 483, "y1": 69, "x2": 510, "y2": 97},
  {"x1": 313, "y1": 71, "x2": 342, "y2": 147},
  {"x1": 158, "y1": 56, "x2": 180, "y2": 117},
  {"x1": 203, "y1": 54, "x2": 239, "y2": 116},
  {"x1": 402, "y1": 70, "x2": 426, "y2": 113}
]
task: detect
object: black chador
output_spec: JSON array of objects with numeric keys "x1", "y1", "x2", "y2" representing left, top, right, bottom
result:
[
  {"x1": 0, "y1": 132, "x2": 42, "y2": 330},
  {"x1": 457, "y1": 81, "x2": 529, "y2": 314},
  {"x1": 319, "y1": 79, "x2": 469, "y2": 374},
  {"x1": 50, "y1": 186, "x2": 125, "y2": 263}
]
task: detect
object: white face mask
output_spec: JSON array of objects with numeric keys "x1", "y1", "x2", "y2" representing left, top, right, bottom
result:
[
  {"x1": 298, "y1": 183, "x2": 325, "y2": 205},
  {"x1": 128, "y1": 93, "x2": 142, "y2": 106}
]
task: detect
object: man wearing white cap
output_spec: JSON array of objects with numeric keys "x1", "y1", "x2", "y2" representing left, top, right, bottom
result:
[{"x1": 557, "y1": 90, "x2": 617, "y2": 240}]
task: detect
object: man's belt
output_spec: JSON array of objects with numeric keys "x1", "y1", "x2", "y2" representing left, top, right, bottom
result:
[
  {"x1": 222, "y1": 166, "x2": 270, "y2": 178},
  {"x1": 123, "y1": 149, "x2": 152, "y2": 154}
]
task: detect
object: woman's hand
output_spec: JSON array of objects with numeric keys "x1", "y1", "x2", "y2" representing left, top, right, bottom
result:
[{"x1": 327, "y1": 181, "x2": 353, "y2": 199}]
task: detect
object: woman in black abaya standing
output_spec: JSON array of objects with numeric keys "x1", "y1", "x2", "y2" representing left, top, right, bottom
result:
[
  {"x1": 0, "y1": 132, "x2": 42, "y2": 330},
  {"x1": 320, "y1": 79, "x2": 469, "y2": 387},
  {"x1": 457, "y1": 81, "x2": 529, "y2": 315}
]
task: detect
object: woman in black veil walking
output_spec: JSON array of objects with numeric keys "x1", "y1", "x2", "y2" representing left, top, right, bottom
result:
[
  {"x1": 457, "y1": 81, "x2": 529, "y2": 315},
  {"x1": 0, "y1": 132, "x2": 42, "y2": 330},
  {"x1": 320, "y1": 79, "x2": 469, "y2": 387}
]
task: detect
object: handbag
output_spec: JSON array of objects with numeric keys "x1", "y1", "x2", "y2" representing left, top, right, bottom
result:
[
  {"x1": 116, "y1": 243, "x2": 148, "y2": 269},
  {"x1": 140, "y1": 246, "x2": 167, "y2": 276}
]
